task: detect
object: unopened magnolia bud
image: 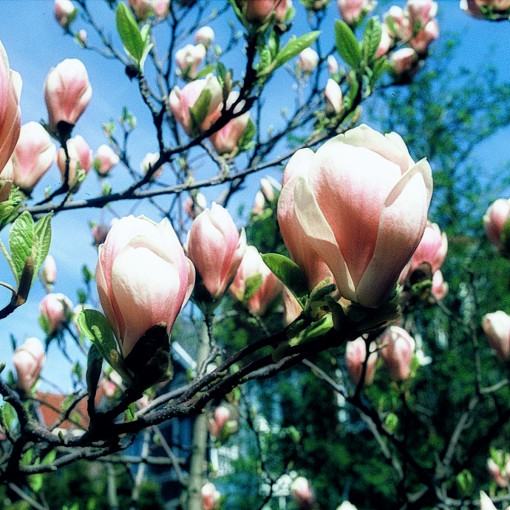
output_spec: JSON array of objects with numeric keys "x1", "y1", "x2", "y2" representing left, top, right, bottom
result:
[
  {"x1": 94, "y1": 144, "x2": 119, "y2": 176},
  {"x1": 195, "y1": 26, "x2": 215, "y2": 48},
  {"x1": 41, "y1": 255, "x2": 57, "y2": 289},
  {"x1": 297, "y1": 48, "x2": 319, "y2": 74}
]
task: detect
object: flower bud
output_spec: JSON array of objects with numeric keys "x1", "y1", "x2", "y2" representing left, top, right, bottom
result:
[
  {"x1": 410, "y1": 19, "x2": 439, "y2": 54},
  {"x1": 78, "y1": 29, "x2": 87, "y2": 44},
  {"x1": 175, "y1": 44, "x2": 206, "y2": 80},
  {"x1": 230, "y1": 245, "x2": 283, "y2": 316},
  {"x1": 168, "y1": 75, "x2": 223, "y2": 135},
  {"x1": 187, "y1": 203, "x2": 246, "y2": 301},
  {"x1": 409, "y1": 221, "x2": 447, "y2": 274},
  {"x1": 327, "y1": 55, "x2": 339, "y2": 75},
  {"x1": 208, "y1": 92, "x2": 251, "y2": 156},
  {"x1": 431, "y1": 270, "x2": 448, "y2": 301},
  {"x1": 91, "y1": 223, "x2": 110, "y2": 246},
  {"x1": 12, "y1": 122, "x2": 56, "y2": 194},
  {"x1": 209, "y1": 404, "x2": 238, "y2": 441},
  {"x1": 201, "y1": 482, "x2": 220, "y2": 510},
  {"x1": 297, "y1": 48, "x2": 319, "y2": 74},
  {"x1": 41, "y1": 255, "x2": 57, "y2": 289},
  {"x1": 487, "y1": 457, "x2": 509, "y2": 488},
  {"x1": 282, "y1": 286, "x2": 302, "y2": 325},
  {"x1": 290, "y1": 477, "x2": 315, "y2": 510},
  {"x1": 140, "y1": 151, "x2": 162, "y2": 179},
  {"x1": 128, "y1": 0, "x2": 170, "y2": 20},
  {"x1": 337, "y1": 0, "x2": 376, "y2": 26},
  {"x1": 57, "y1": 135, "x2": 93, "y2": 189},
  {"x1": 39, "y1": 293, "x2": 73, "y2": 334},
  {"x1": 379, "y1": 326, "x2": 415, "y2": 381},
  {"x1": 377, "y1": 24, "x2": 394, "y2": 58},
  {"x1": 54, "y1": 0, "x2": 77, "y2": 28},
  {"x1": 390, "y1": 48, "x2": 419, "y2": 78},
  {"x1": 195, "y1": 26, "x2": 215, "y2": 48},
  {"x1": 184, "y1": 193, "x2": 207, "y2": 219},
  {"x1": 243, "y1": 0, "x2": 292, "y2": 24},
  {"x1": 384, "y1": 6, "x2": 412, "y2": 41},
  {"x1": 277, "y1": 124, "x2": 432, "y2": 307},
  {"x1": 13, "y1": 337, "x2": 45, "y2": 393},
  {"x1": 94, "y1": 144, "x2": 119, "y2": 176},
  {"x1": 483, "y1": 198, "x2": 510, "y2": 251},
  {"x1": 406, "y1": 0, "x2": 438, "y2": 29},
  {"x1": 461, "y1": 0, "x2": 510, "y2": 19},
  {"x1": 0, "y1": 42, "x2": 22, "y2": 173},
  {"x1": 482, "y1": 311, "x2": 510, "y2": 362},
  {"x1": 345, "y1": 337, "x2": 377, "y2": 386},
  {"x1": 96, "y1": 215, "x2": 195, "y2": 358},
  {"x1": 325, "y1": 79, "x2": 343, "y2": 115},
  {"x1": 252, "y1": 191, "x2": 265, "y2": 216},
  {"x1": 44, "y1": 59, "x2": 92, "y2": 133}
]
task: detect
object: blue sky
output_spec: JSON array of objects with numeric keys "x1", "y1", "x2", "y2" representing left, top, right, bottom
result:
[{"x1": 0, "y1": 0, "x2": 509, "y2": 390}]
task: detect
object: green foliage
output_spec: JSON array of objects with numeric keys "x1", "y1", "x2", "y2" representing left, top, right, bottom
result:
[
  {"x1": 270, "y1": 31, "x2": 320, "y2": 72},
  {"x1": 335, "y1": 20, "x2": 361, "y2": 70}
]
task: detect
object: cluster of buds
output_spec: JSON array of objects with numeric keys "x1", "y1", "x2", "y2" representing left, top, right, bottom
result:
[
  {"x1": 461, "y1": 0, "x2": 510, "y2": 20},
  {"x1": 379, "y1": 0, "x2": 439, "y2": 81},
  {"x1": 482, "y1": 311, "x2": 510, "y2": 363},
  {"x1": 345, "y1": 337, "x2": 378, "y2": 386},
  {"x1": 484, "y1": 198, "x2": 510, "y2": 256}
]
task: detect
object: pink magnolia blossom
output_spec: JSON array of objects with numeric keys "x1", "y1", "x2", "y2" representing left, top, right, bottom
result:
[
  {"x1": 208, "y1": 92, "x2": 251, "y2": 156},
  {"x1": 431, "y1": 270, "x2": 448, "y2": 300},
  {"x1": 54, "y1": 0, "x2": 76, "y2": 28},
  {"x1": 379, "y1": 326, "x2": 415, "y2": 381},
  {"x1": 384, "y1": 6, "x2": 413, "y2": 40},
  {"x1": 13, "y1": 337, "x2": 46, "y2": 393},
  {"x1": 41, "y1": 255, "x2": 57, "y2": 288},
  {"x1": 94, "y1": 144, "x2": 119, "y2": 176},
  {"x1": 277, "y1": 124, "x2": 432, "y2": 307},
  {"x1": 44, "y1": 59, "x2": 92, "y2": 133},
  {"x1": 327, "y1": 55, "x2": 339, "y2": 75},
  {"x1": 184, "y1": 193, "x2": 207, "y2": 219},
  {"x1": 406, "y1": 0, "x2": 438, "y2": 29},
  {"x1": 460, "y1": 0, "x2": 510, "y2": 19},
  {"x1": 128, "y1": 0, "x2": 170, "y2": 19},
  {"x1": 57, "y1": 135, "x2": 93, "y2": 189},
  {"x1": 201, "y1": 482, "x2": 220, "y2": 510},
  {"x1": 390, "y1": 47, "x2": 419, "y2": 76},
  {"x1": 208, "y1": 404, "x2": 238, "y2": 440},
  {"x1": 195, "y1": 26, "x2": 215, "y2": 48},
  {"x1": 487, "y1": 456, "x2": 509, "y2": 488},
  {"x1": 92, "y1": 223, "x2": 110, "y2": 246},
  {"x1": 409, "y1": 221, "x2": 448, "y2": 274},
  {"x1": 230, "y1": 246, "x2": 283, "y2": 316},
  {"x1": 260, "y1": 177, "x2": 276, "y2": 202},
  {"x1": 187, "y1": 203, "x2": 247, "y2": 300},
  {"x1": 0, "y1": 41, "x2": 22, "y2": 173},
  {"x1": 337, "y1": 0, "x2": 376, "y2": 25},
  {"x1": 290, "y1": 477, "x2": 315, "y2": 510},
  {"x1": 96, "y1": 215, "x2": 195, "y2": 357},
  {"x1": 410, "y1": 19, "x2": 439, "y2": 54},
  {"x1": 345, "y1": 337, "x2": 378, "y2": 386},
  {"x1": 483, "y1": 198, "x2": 510, "y2": 250},
  {"x1": 282, "y1": 286, "x2": 303, "y2": 325},
  {"x1": 168, "y1": 75, "x2": 223, "y2": 135},
  {"x1": 252, "y1": 191, "x2": 265, "y2": 216},
  {"x1": 297, "y1": 48, "x2": 319, "y2": 74},
  {"x1": 325, "y1": 78, "x2": 343, "y2": 115},
  {"x1": 243, "y1": 0, "x2": 292, "y2": 24},
  {"x1": 377, "y1": 24, "x2": 394, "y2": 58},
  {"x1": 175, "y1": 44, "x2": 206, "y2": 80},
  {"x1": 482, "y1": 311, "x2": 510, "y2": 362},
  {"x1": 12, "y1": 122, "x2": 56, "y2": 193},
  {"x1": 40, "y1": 293, "x2": 73, "y2": 334}
]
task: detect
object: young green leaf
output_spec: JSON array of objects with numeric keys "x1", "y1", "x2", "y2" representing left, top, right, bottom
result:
[
  {"x1": 261, "y1": 253, "x2": 308, "y2": 301},
  {"x1": 77, "y1": 309, "x2": 118, "y2": 365},
  {"x1": 361, "y1": 17, "x2": 382, "y2": 64},
  {"x1": 271, "y1": 31, "x2": 320, "y2": 72},
  {"x1": 244, "y1": 273, "x2": 263, "y2": 301},
  {"x1": 238, "y1": 118, "x2": 256, "y2": 151},
  {"x1": 32, "y1": 213, "x2": 52, "y2": 281},
  {"x1": 9, "y1": 211, "x2": 34, "y2": 284},
  {"x1": 189, "y1": 87, "x2": 212, "y2": 133},
  {"x1": 335, "y1": 20, "x2": 362, "y2": 70},
  {"x1": 116, "y1": 3, "x2": 145, "y2": 65},
  {"x1": 0, "y1": 401, "x2": 16, "y2": 431}
]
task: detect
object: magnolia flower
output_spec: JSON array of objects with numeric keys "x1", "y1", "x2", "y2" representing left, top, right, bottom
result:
[
  {"x1": 57, "y1": 135, "x2": 93, "y2": 189},
  {"x1": 390, "y1": 48, "x2": 419, "y2": 77},
  {"x1": 0, "y1": 41, "x2": 22, "y2": 173},
  {"x1": 484, "y1": 198, "x2": 510, "y2": 251},
  {"x1": 54, "y1": 0, "x2": 76, "y2": 28},
  {"x1": 297, "y1": 47, "x2": 319, "y2": 74},
  {"x1": 94, "y1": 144, "x2": 119, "y2": 176},
  {"x1": 195, "y1": 26, "x2": 215, "y2": 48},
  {"x1": 327, "y1": 55, "x2": 339, "y2": 75},
  {"x1": 201, "y1": 482, "x2": 220, "y2": 510},
  {"x1": 44, "y1": 58, "x2": 92, "y2": 133},
  {"x1": 482, "y1": 311, "x2": 510, "y2": 362},
  {"x1": 39, "y1": 293, "x2": 73, "y2": 334},
  {"x1": 13, "y1": 337, "x2": 45, "y2": 392},
  {"x1": 325, "y1": 79, "x2": 343, "y2": 115},
  {"x1": 337, "y1": 0, "x2": 376, "y2": 25},
  {"x1": 128, "y1": 0, "x2": 170, "y2": 19},
  {"x1": 290, "y1": 477, "x2": 315, "y2": 509},
  {"x1": 184, "y1": 193, "x2": 207, "y2": 219},
  {"x1": 41, "y1": 255, "x2": 57, "y2": 289},
  {"x1": 379, "y1": 326, "x2": 415, "y2": 380},
  {"x1": 409, "y1": 221, "x2": 448, "y2": 274},
  {"x1": 243, "y1": 0, "x2": 292, "y2": 24},
  {"x1": 345, "y1": 337, "x2": 378, "y2": 386},
  {"x1": 229, "y1": 245, "x2": 283, "y2": 316},
  {"x1": 175, "y1": 44, "x2": 206, "y2": 80},
  {"x1": 12, "y1": 122, "x2": 56, "y2": 193},
  {"x1": 96, "y1": 215, "x2": 195, "y2": 358},
  {"x1": 277, "y1": 124, "x2": 432, "y2": 307},
  {"x1": 187, "y1": 203, "x2": 247, "y2": 300}
]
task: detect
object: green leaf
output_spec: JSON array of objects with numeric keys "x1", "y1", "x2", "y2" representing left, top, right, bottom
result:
[
  {"x1": 361, "y1": 17, "x2": 382, "y2": 64},
  {"x1": 335, "y1": 20, "x2": 362, "y2": 70},
  {"x1": 343, "y1": 69, "x2": 360, "y2": 110},
  {"x1": 261, "y1": 253, "x2": 308, "y2": 300},
  {"x1": 0, "y1": 185, "x2": 23, "y2": 231},
  {"x1": 195, "y1": 64, "x2": 217, "y2": 79},
  {"x1": 238, "y1": 118, "x2": 256, "y2": 151},
  {"x1": 0, "y1": 401, "x2": 16, "y2": 430},
  {"x1": 189, "y1": 87, "x2": 212, "y2": 132},
  {"x1": 116, "y1": 3, "x2": 145, "y2": 65},
  {"x1": 77, "y1": 309, "x2": 118, "y2": 365},
  {"x1": 9, "y1": 211, "x2": 34, "y2": 284},
  {"x1": 41, "y1": 449, "x2": 57, "y2": 465},
  {"x1": 244, "y1": 273, "x2": 263, "y2": 301},
  {"x1": 28, "y1": 473, "x2": 43, "y2": 493},
  {"x1": 271, "y1": 31, "x2": 320, "y2": 72},
  {"x1": 32, "y1": 213, "x2": 52, "y2": 282}
]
